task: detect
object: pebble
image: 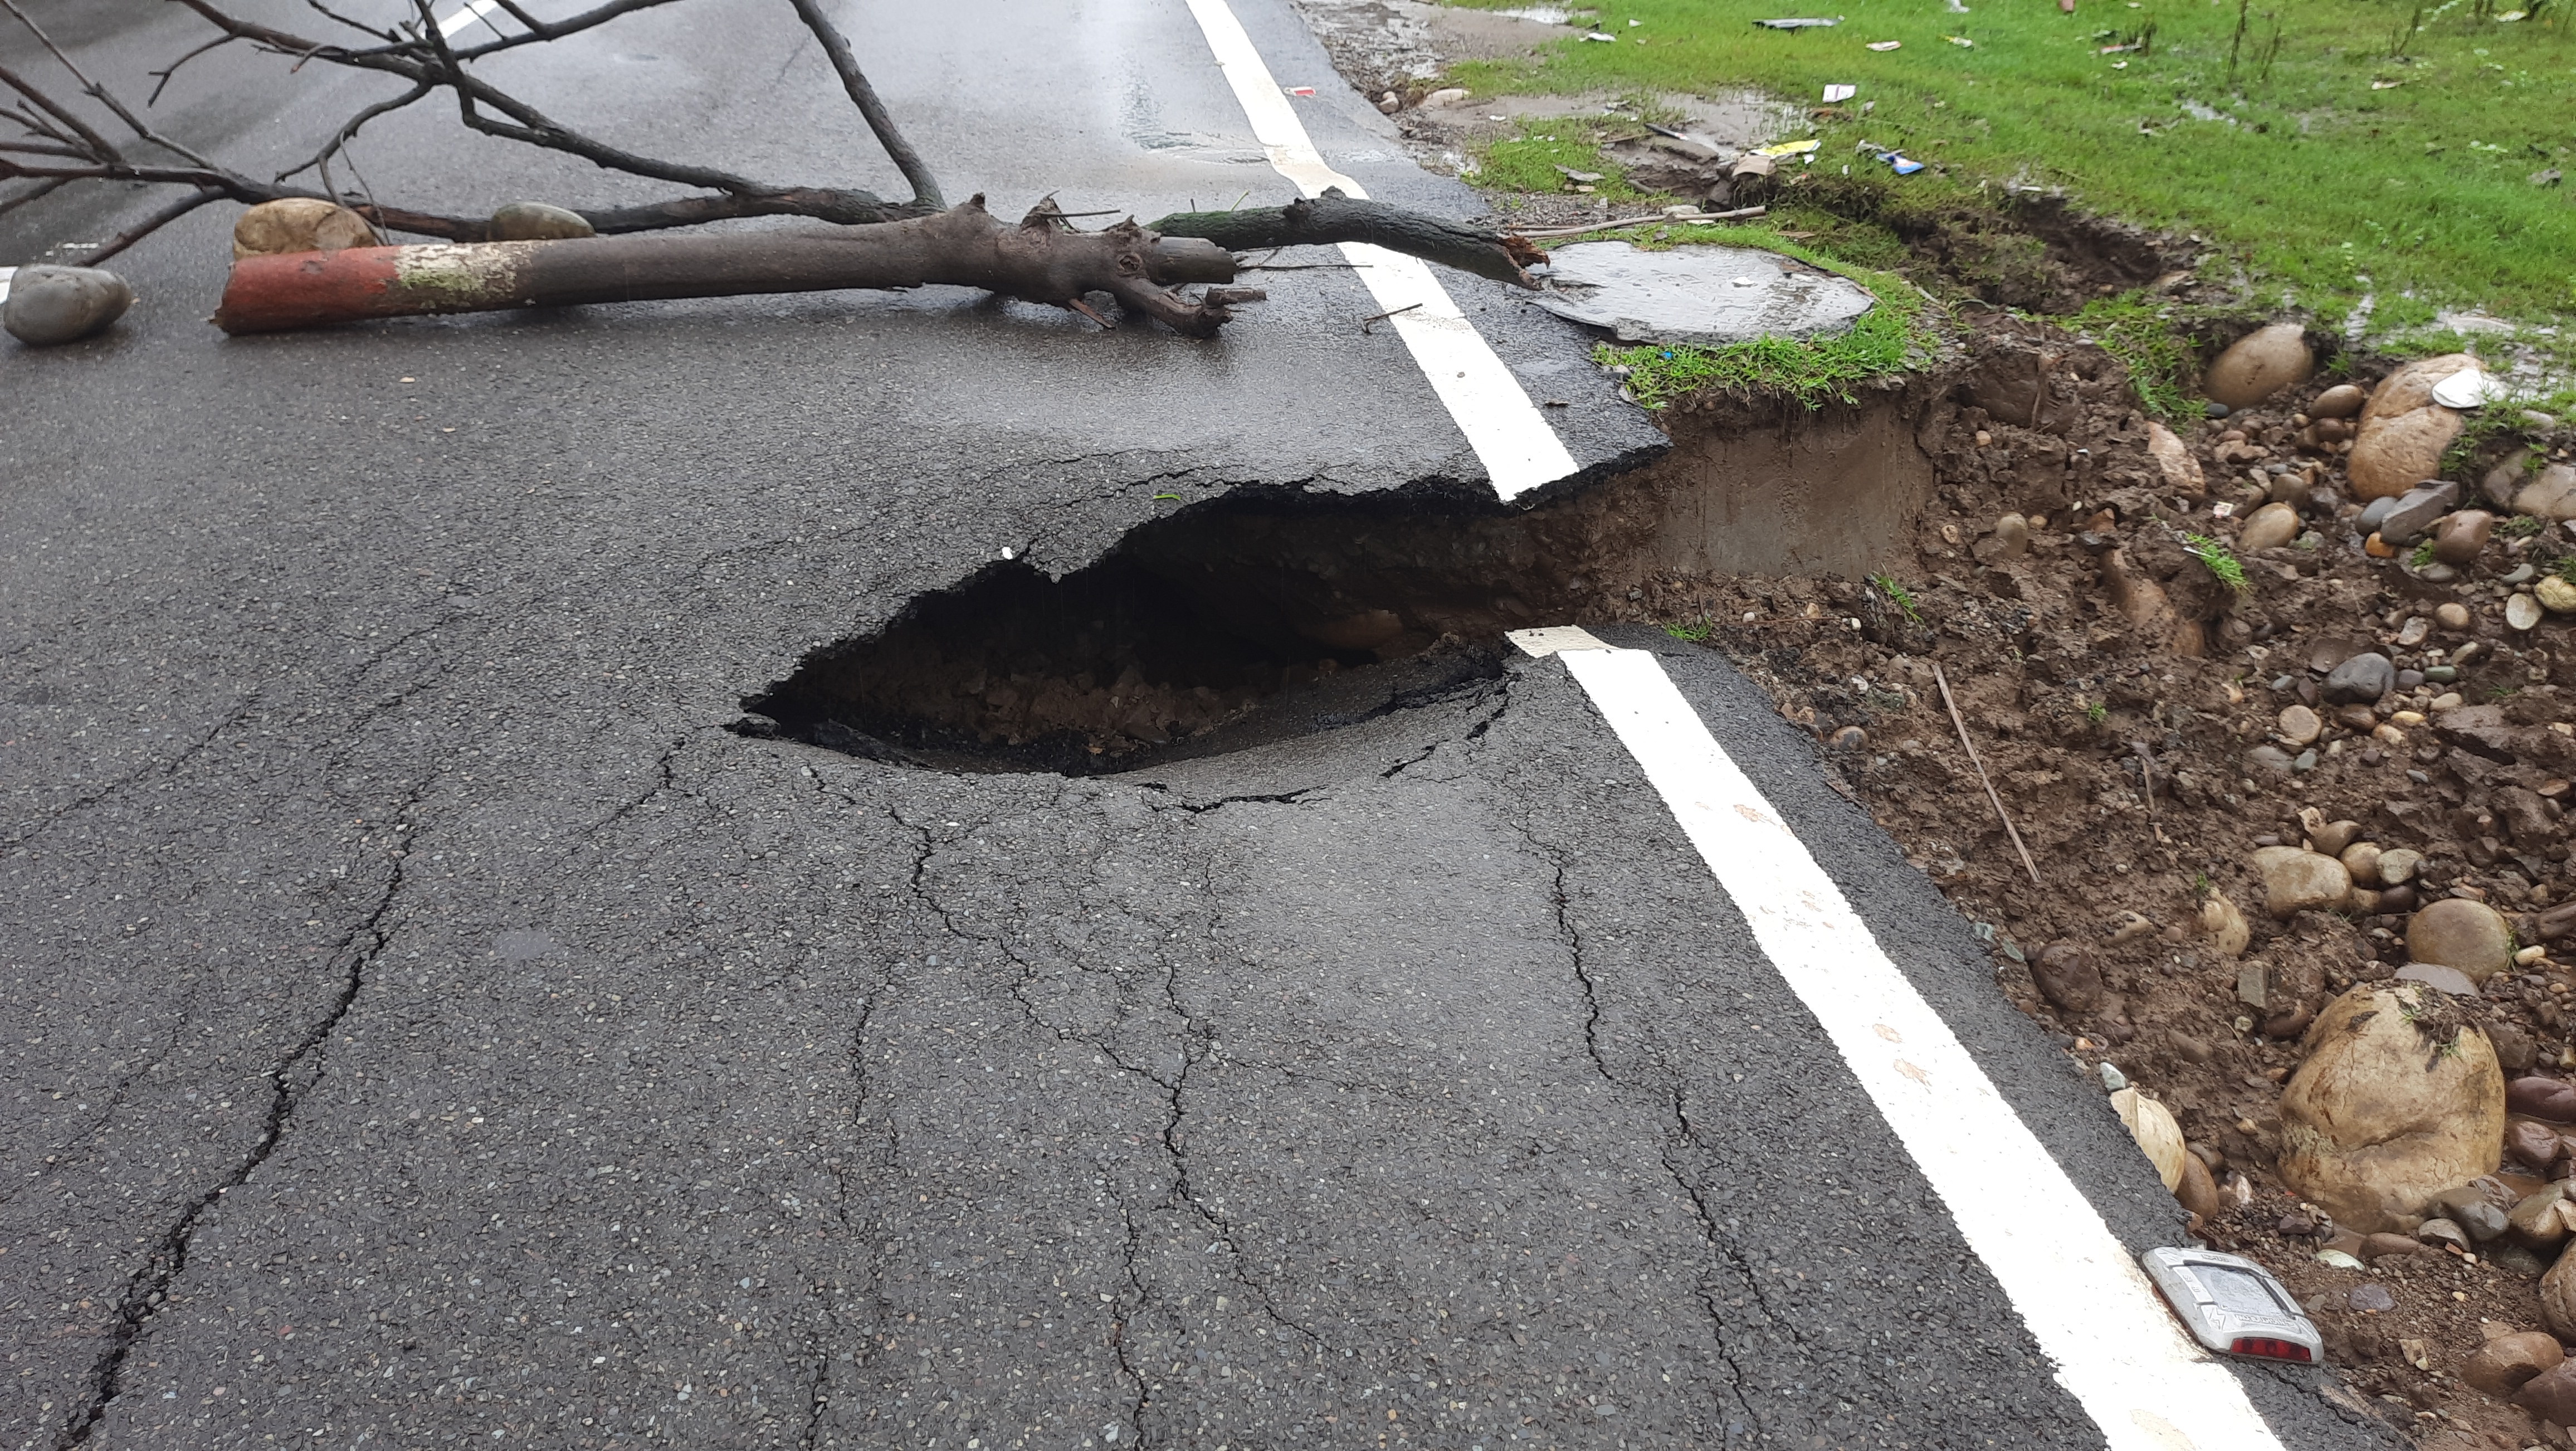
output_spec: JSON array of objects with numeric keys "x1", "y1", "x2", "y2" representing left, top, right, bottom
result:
[
  {"x1": 2311, "y1": 819, "x2": 2363, "y2": 856},
  {"x1": 2362, "y1": 1231, "x2": 2428, "y2": 1260},
  {"x1": 2416, "y1": 563, "x2": 2458, "y2": 584},
  {"x1": 2541, "y1": 575, "x2": 2576, "y2": 614},
  {"x1": 2515, "y1": 462, "x2": 2576, "y2": 522},
  {"x1": 2204, "y1": 401, "x2": 2230, "y2": 418},
  {"x1": 2394, "y1": 616, "x2": 2431, "y2": 648},
  {"x1": 2030, "y1": 941, "x2": 2104, "y2": 1013},
  {"x1": 486, "y1": 201, "x2": 596, "y2": 241},
  {"x1": 2292, "y1": 748, "x2": 2318, "y2": 772},
  {"x1": 2098, "y1": 1062, "x2": 2128, "y2": 1091},
  {"x1": 1991, "y1": 512, "x2": 2031, "y2": 558},
  {"x1": 2454, "y1": 1199, "x2": 2513, "y2": 1241},
  {"x1": 2275, "y1": 704, "x2": 2321, "y2": 746},
  {"x1": 2319, "y1": 1250, "x2": 2369, "y2": 1272},
  {"x1": 2253, "y1": 845, "x2": 2353, "y2": 918},
  {"x1": 2, "y1": 265, "x2": 134, "y2": 347},
  {"x1": 2379, "y1": 480, "x2": 2463, "y2": 543},
  {"x1": 2309, "y1": 382, "x2": 2368, "y2": 420},
  {"x1": 2394, "y1": 669, "x2": 2426, "y2": 689},
  {"x1": 2199, "y1": 894, "x2": 2251, "y2": 956},
  {"x1": 2395, "y1": 961, "x2": 2481, "y2": 995},
  {"x1": 2346, "y1": 1282, "x2": 2396, "y2": 1311},
  {"x1": 2238, "y1": 501, "x2": 2299, "y2": 552},
  {"x1": 2436, "y1": 602, "x2": 2472, "y2": 631},
  {"x1": 2504, "y1": 564, "x2": 2537, "y2": 586},
  {"x1": 2433, "y1": 509, "x2": 2494, "y2": 567},
  {"x1": 2424, "y1": 664, "x2": 2459, "y2": 682},
  {"x1": 1827, "y1": 724, "x2": 1868, "y2": 750},
  {"x1": 2247, "y1": 743, "x2": 2296, "y2": 774},
  {"x1": 2407, "y1": 897, "x2": 2516, "y2": 981},
  {"x1": 2509, "y1": 593, "x2": 2545, "y2": 631},
  {"x1": 2321, "y1": 652, "x2": 2397, "y2": 704},
  {"x1": 1973, "y1": 429, "x2": 1993, "y2": 446},
  {"x1": 2357, "y1": 495, "x2": 2399, "y2": 536},
  {"x1": 2512, "y1": 1185, "x2": 2572, "y2": 1243},
  {"x1": 2340, "y1": 840, "x2": 2384, "y2": 885},
  {"x1": 2417, "y1": 1216, "x2": 2473, "y2": 1250}
]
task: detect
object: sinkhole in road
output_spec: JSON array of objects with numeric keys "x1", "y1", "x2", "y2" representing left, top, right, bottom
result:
[{"x1": 745, "y1": 392, "x2": 1933, "y2": 775}]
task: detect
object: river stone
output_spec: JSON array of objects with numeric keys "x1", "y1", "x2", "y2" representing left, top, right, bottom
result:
[
  {"x1": 2516, "y1": 462, "x2": 2576, "y2": 521},
  {"x1": 2543, "y1": 576, "x2": 2576, "y2": 615},
  {"x1": 2349, "y1": 408, "x2": 2466, "y2": 502},
  {"x1": 2312, "y1": 819, "x2": 2364, "y2": 858},
  {"x1": 2145, "y1": 421, "x2": 2204, "y2": 496},
  {"x1": 232, "y1": 196, "x2": 376, "y2": 258},
  {"x1": 1991, "y1": 512, "x2": 2031, "y2": 558},
  {"x1": 2254, "y1": 845, "x2": 2351, "y2": 918},
  {"x1": 2200, "y1": 894, "x2": 2251, "y2": 956},
  {"x1": 2512, "y1": 1186, "x2": 2571, "y2": 1245},
  {"x1": 2379, "y1": 480, "x2": 2462, "y2": 544},
  {"x1": 2488, "y1": 457, "x2": 2538, "y2": 508},
  {"x1": 2436, "y1": 602, "x2": 2472, "y2": 631},
  {"x1": 2377, "y1": 848, "x2": 2423, "y2": 885},
  {"x1": 2545, "y1": 1249, "x2": 2576, "y2": 1343},
  {"x1": 1, "y1": 265, "x2": 133, "y2": 347},
  {"x1": 2275, "y1": 703, "x2": 2321, "y2": 747},
  {"x1": 2510, "y1": 593, "x2": 2545, "y2": 631},
  {"x1": 2409, "y1": 898, "x2": 2516, "y2": 982},
  {"x1": 2418, "y1": 1216, "x2": 2472, "y2": 1250},
  {"x1": 2396, "y1": 962, "x2": 2481, "y2": 996},
  {"x1": 1533, "y1": 241, "x2": 1875, "y2": 346},
  {"x1": 2364, "y1": 353, "x2": 2482, "y2": 424},
  {"x1": 2468, "y1": 1332, "x2": 2567, "y2": 1398},
  {"x1": 2434, "y1": 509, "x2": 2494, "y2": 567},
  {"x1": 2239, "y1": 501, "x2": 2299, "y2": 552},
  {"x1": 2340, "y1": 840, "x2": 2383, "y2": 886},
  {"x1": 2310, "y1": 382, "x2": 2368, "y2": 420},
  {"x1": 2029, "y1": 941, "x2": 2104, "y2": 1013},
  {"x1": 2279, "y1": 983, "x2": 2504, "y2": 1233},
  {"x1": 487, "y1": 202, "x2": 596, "y2": 241},
  {"x1": 2321, "y1": 653, "x2": 2397, "y2": 704},
  {"x1": 2205, "y1": 323, "x2": 2313, "y2": 409}
]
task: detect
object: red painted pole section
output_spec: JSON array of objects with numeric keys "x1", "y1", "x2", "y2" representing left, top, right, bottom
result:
[{"x1": 213, "y1": 246, "x2": 520, "y2": 335}]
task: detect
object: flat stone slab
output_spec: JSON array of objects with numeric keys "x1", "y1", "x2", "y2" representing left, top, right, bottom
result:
[{"x1": 1532, "y1": 240, "x2": 1875, "y2": 348}]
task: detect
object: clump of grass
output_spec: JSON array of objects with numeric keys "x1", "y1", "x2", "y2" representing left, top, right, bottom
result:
[
  {"x1": 2411, "y1": 538, "x2": 2439, "y2": 569},
  {"x1": 1870, "y1": 573, "x2": 1925, "y2": 623},
  {"x1": 1468, "y1": 119, "x2": 1650, "y2": 199},
  {"x1": 2070, "y1": 293, "x2": 2199, "y2": 420},
  {"x1": 2085, "y1": 701, "x2": 2110, "y2": 723},
  {"x1": 1663, "y1": 615, "x2": 1716, "y2": 642},
  {"x1": 2182, "y1": 533, "x2": 2251, "y2": 594},
  {"x1": 1594, "y1": 237, "x2": 1936, "y2": 408},
  {"x1": 2500, "y1": 513, "x2": 2548, "y2": 539}
]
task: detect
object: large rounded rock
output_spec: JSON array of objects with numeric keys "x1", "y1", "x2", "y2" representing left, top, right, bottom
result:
[
  {"x1": 2520, "y1": 1357, "x2": 2576, "y2": 1426},
  {"x1": 2409, "y1": 898, "x2": 2517, "y2": 982},
  {"x1": 2240, "y1": 501, "x2": 2300, "y2": 552},
  {"x1": 2467, "y1": 1331, "x2": 2565, "y2": 1397},
  {"x1": 2363, "y1": 353, "x2": 2481, "y2": 425},
  {"x1": 2517, "y1": 462, "x2": 2576, "y2": 522},
  {"x1": 232, "y1": 197, "x2": 377, "y2": 258},
  {"x1": 2545, "y1": 1249, "x2": 2576, "y2": 1343},
  {"x1": 2348, "y1": 407, "x2": 2466, "y2": 501},
  {"x1": 488, "y1": 201, "x2": 596, "y2": 241},
  {"x1": 2321, "y1": 652, "x2": 2396, "y2": 704},
  {"x1": 1, "y1": 265, "x2": 132, "y2": 346},
  {"x1": 2030, "y1": 941, "x2": 2104, "y2": 1014},
  {"x1": 2205, "y1": 323, "x2": 2314, "y2": 409},
  {"x1": 2277, "y1": 982, "x2": 2504, "y2": 1232},
  {"x1": 2253, "y1": 846, "x2": 2351, "y2": 918}
]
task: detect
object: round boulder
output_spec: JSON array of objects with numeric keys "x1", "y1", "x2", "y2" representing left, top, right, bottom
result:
[
  {"x1": 2253, "y1": 845, "x2": 2351, "y2": 919},
  {"x1": 2362, "y1": 353, "x2": 2481, "y2": 425},
  {"x1": 2309, "y1": 382, "x2": 2368, "y2": 420},
  {"x1": 1, "y1": 265, "x2": 133, "y2": 346},
  {"x1": 2348, "y1": 407, "x2": 2466, "y2": 501},
  {"x1": 2407, "y1": 897, "x2": 2516, "y2": 982},
  {"x1": 2204, "y1": 324, "x2": 2314, "y2": 410},
  {"x1": 2277, "y1": 982, "x2": 2504, "y2": 1233},
  {"x1": 2240, "y1": 501, "x2": 2300, "y2": 552},
  {"x1": 2466, "y1": 1331, "x2": 2565, "y2": 1398},
  {"x1": 232, "y1": 197, "x2": 377, "y2": 258},
  {"x1": 488, "y1": 202, "x2": 597, "y2": 241}
]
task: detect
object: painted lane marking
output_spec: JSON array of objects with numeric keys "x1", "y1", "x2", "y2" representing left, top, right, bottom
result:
[
  {"x1": 437, "y1": 0, "x2": 508, "y2": 40},
  {"x1": 1178, "y1": 0, "x2": 1579, "y2": 503},
  {"x1": 0, "y1": 266, "x2": 14, "y2": 306},
  {"x1": 1513, "y1": 634, "x2": 2288, "y2": 1451}
]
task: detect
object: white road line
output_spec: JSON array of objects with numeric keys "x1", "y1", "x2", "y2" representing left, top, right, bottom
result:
[
  {"x1": 1514, "y1": 631, "x2": 2289, "y2": 1451},
  {"x1": 437, "y1": 0, "x2": 507, "y2": 40},
  {"x1": 0, "y1": 266, "x2": 14, "y2": 306},
  {"x1": 1179, "y1": 0, "x2": 1580, "y2": 503}
]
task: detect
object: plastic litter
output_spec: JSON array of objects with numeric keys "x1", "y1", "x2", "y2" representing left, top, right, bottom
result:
[
  {"x1": 1945, "y1": 33, "x2": 1975, "y2": 46},
  {"x1": 1753, "y1": 137, "x2": 1822, "y2": 157},
  {"x1": 1753, "y1": 16, "x2": 1839, "y2": 27},
  {"x1": 1821, "y1": 83, "x2": 1857, "y2": 101},
  {"x1": 1582, "y1": 30, "x2": 1615, "y2": 40},
  {"x1": 1866, "y1": 38, "x2": 1902, "y2": 49},
  {"x1": 1287, "y1": 86, "x2": 1316, "y2": 96},
  {"x1": 2431, "y1": 368, "x2": 2496, "y2": 410}
]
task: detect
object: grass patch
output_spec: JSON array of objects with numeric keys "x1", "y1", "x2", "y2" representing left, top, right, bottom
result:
[
  {"x1": 2067, "y1": 293, "x2": 2200, "y2": 419},
  {"x1": 1438, "y1": 0, "x2": 2576, "y2": 330},
  {"x1": 1466, "y1": 118, "x2": 1657, "y2": 200},
  {"x1": 1587, "y1": 220, "x2": 1940, "y2": 407},
  {"x1": 2181, "y1": 532, "x2": 2251, "y2": 594}
]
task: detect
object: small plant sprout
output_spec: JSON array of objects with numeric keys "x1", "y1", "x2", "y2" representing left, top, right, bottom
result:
[
  {"x1": 2086, "y1": 701, "x2": 2110, "y2": 723},
  {"x1": 2182, "y1": 533, "x2": 2251, "y2": 595},
  {"x1": 1870, "y1": 574, "x2": 1925, "y2": 624}
]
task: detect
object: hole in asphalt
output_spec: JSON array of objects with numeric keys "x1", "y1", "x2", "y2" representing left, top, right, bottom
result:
[
  {"x1": 740, "y1": 501, "x2": 1521, "y2": 776},
  {"x1": 741, "y1": 389, "x2": 1933, "y2": 775}
]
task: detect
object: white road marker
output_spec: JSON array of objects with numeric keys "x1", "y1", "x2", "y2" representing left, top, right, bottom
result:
[
  {"x1": 0, "y1": 266, "x2": 14, "y2": 307},
  {"x1": 1179, "y1": 0, "x2": 1579, "y2": 503},
  {"x1": 1518, "y1": 634, "x2": 2289, "y2": 1451}
]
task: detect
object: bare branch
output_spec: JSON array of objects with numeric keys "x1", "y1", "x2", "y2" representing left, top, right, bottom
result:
[
  {"x1": 84, "y1": 185, "x2": 227, "y2": 263},
  {"x1": 0, "y1": 60, "x2": 120, "y2": 159},
  {"x1": 0, "y1": 174, "x2": 66, "y2": 217},
  {"x1": 783, "y1": 0, "x2": 942, "y2": 208},
  {"x1": 302, "y1": 0, "x2": 401, "y2": 41},
  {"x1": 273, "y1": 80, "x2": 432, "y2": 182},
  {"x1": 0, "y1": 0, "x2": 217, "y2": 167}
]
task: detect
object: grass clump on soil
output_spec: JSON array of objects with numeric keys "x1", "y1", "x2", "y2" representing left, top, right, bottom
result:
[
  {"x1": 2181, "y1": 532, "x2": 2251, "y2": 594},
  {"x1": 1468, "y1": 118, "x2": 1658, "y2": 200},
  {"x1": 1587, "y1": 221, "x2": 1939, "y2": 407},
  {"x1": 2068, "y1": 293, "x2": 2199, "y2": 419},
  {"x1": 1438, "y1": 0, "x2": 2576, "y2": 330}
]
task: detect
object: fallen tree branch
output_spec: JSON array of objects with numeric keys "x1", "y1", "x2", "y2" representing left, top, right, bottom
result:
[
  {"x1": 1148, "y1": 189, "x2": 1538, "y2": 288},
  {"x1": 213, "y1": 196, "x2": 1251, "y2": 337}
]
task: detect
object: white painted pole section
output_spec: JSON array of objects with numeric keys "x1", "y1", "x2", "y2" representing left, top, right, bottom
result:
[
  {"x1": 1177, "y1": 0, "x2": 1580, "y2": 503},
  {"x1": 1537, "y1": 641, "x2": 2288, "y2": 1451}
]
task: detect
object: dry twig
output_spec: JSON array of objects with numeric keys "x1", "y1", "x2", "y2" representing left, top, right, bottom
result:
[{"x1": 1933, "y1": 662, "x2": 2043, "y2": 888}]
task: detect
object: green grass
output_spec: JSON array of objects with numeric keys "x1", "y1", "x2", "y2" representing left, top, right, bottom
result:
[
  {"x1": 2182, "y1": 532, "x2": 2251, "y2": 592},
  {"x1": 1869, "y1": 572, "x2": 1926, "y2": 622},
  {"x1": 1588, "y1": 221, "x2": 1940, "y2": 406},
  {"x1": 1467, "y1": 118, "x2": 1661, "y2": 200},
  {"x1": 2067, "y1": 293, "x2": 2201, "y2": 418},
  {"x1": 1440, "y1": 0, "x2": 2576, "y2": 329}
]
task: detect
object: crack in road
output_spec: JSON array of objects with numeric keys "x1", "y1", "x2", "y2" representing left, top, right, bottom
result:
[
  {"x1": 1, "y1": 694, "x2": 255, "y2": 855},
  {"x1": 51, "y1": 778, "x2": 427, "y2": 1450}
]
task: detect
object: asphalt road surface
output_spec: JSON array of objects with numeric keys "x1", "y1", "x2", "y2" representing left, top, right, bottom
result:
[{"x1": 3, "y1": 1, "x2": 2388, "y2": 1448}]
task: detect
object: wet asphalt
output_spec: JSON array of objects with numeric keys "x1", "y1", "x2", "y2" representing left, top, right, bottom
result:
[{"x1": 2, "y1": 1, "x2": 2390, "y2": 1447}]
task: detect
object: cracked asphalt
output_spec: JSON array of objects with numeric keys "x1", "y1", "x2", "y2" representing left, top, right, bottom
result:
[{"x1": 4, "y1": 1, "x2": 2386, "y2": 1448}]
